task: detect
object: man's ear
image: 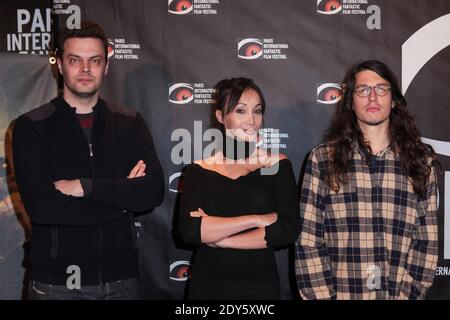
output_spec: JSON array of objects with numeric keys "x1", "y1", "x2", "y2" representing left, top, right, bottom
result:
[{"x1": 57, "y1": 57, "x2": 63, "y2": 75}]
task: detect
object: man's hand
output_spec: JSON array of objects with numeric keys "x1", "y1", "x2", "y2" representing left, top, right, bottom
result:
[
  {"x1": 54, "y1": 179, "x2": 84, "y2": 197},
  {"x1": 128, "y1": 160, "x2": 146, "y2": 179}
]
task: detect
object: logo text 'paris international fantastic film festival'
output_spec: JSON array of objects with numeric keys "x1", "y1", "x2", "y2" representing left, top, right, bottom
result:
[{"x1": 168, "y1": 0, "x2": 219, "y2": 15}]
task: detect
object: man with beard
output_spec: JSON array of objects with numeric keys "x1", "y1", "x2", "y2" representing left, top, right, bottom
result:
[
  {"x1": 12, "y1": 22, "x2": 164, "y2": 299},
  {"x1": 295, "y1": 60, "x2": 438, "y2": 299}
]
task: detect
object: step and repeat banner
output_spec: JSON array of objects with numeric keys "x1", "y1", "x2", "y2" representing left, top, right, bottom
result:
[{"x1": 1, "y1": 0, "x2": 449, "y2": 299}]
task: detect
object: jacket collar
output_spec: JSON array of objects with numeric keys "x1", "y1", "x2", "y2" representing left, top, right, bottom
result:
[{"x1": 51, "y1": 96, "x2": 107, "y2": 119}]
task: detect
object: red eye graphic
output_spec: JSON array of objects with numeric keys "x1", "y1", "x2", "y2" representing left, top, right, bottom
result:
[
  {"x1": 317, "y1": 83, "x2": 342, "y2": 104},
  {"x1": 176, "y1": 89, "x2": 193, "y2": 102},
  {"x1": 324, "y1": 88, "x2": 341, "y2": 102},
  {"x1": 170, "y1": 261, "x2": 192, "y2": 281},
  {"x1": 176, "y1": 266, "x2": 191, "y2": 279},
  {"x1": 325, "y1": 0, "x2": 341, "y2": 12},
  {"x1": 175, "y1": 0, "x2": 192, "y2": 12},
  {"x1": 245, "y1": 45, "x2": 262, "y2": 58},
  {"x1": 169, "y1": 84, "x2": 194, "y2": 104},
  {"x1": 238, "y1": 39, "x2": 263, "y2": 60},
  {"x1": 168, "y1": 0, "x2": 193, "y2": 14},
  {"x1": 317, "y1": 0, "x2": 342, "y2": 14}
]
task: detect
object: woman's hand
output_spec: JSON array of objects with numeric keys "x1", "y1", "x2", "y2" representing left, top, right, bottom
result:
[
  {"x1": 256, "y1": 212, "x2": 278, "y2": 227},
  {"x1": 190, "y1": 207, "x2": 208, "y2": 218}
]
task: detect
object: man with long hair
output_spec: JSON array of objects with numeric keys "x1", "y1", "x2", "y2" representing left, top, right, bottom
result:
[{"x1": 295, "y1": 60, "x2": 438, "y2": 299}]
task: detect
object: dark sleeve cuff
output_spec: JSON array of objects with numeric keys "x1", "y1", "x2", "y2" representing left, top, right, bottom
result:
[{"x1": 80, "y1": 178, "x2": 93, "y2": 196}]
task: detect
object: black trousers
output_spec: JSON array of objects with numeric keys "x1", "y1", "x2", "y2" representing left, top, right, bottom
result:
[{"x1": 188, "y1": 272, "x2": 280, "y2": 300}]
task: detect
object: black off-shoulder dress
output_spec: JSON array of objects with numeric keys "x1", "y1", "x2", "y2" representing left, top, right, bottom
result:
[{"x1": 178, "y1": 159, "x2": 300, "y2": 299}]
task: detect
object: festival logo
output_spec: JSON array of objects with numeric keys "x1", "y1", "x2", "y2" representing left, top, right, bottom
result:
[{"x1": 317, "y1": 83, "x2": 342, "y2": 104}]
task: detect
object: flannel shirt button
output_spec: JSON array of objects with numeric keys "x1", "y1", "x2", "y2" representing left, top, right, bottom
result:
[{"x1": 377, "y1": 232, "x2": 382, "y2": 238}]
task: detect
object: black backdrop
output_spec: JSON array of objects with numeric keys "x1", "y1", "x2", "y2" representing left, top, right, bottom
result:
[{"x1": 0, "y1": 0, "x2": 449, "y2": 299}]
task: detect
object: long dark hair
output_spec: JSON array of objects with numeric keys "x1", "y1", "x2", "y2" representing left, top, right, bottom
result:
[
  {"x1": 324, "y1": 60, "x2": 436, "y2": 197},
  {"x1": 211, "y1": 77, "x2": 266, "y2": 132}
]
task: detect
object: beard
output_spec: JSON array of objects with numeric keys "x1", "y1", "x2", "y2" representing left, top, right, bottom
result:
[
  {"x1": 65, "y1": 81, "x2": 101, "y2": 98},
  {"x1": 68, "y1": 87, "x2": 99, "y2": 98},
  {"x1": 357, "y1": 104, "x2": 391, "y2": 127},
  {"x1": 363, "y1": 118, "x2": 388, "y2": 126}
]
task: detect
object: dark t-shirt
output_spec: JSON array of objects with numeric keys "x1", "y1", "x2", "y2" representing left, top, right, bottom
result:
[
  {"x1": 76, "y1": 112, "x2": 94, "y2": 143},
  {"x1": 178, "y1": 159, "x2": 300, "y2": 282}
]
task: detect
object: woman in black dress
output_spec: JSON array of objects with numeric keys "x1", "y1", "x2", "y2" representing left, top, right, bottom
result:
[{"x1": 178, "y1": 78, "x2": 300, "y2": 299}]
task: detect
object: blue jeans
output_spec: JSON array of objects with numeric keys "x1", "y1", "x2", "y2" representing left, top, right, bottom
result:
[{"x1": 28, "y1": 278, "x2": 141, "y2": 300}]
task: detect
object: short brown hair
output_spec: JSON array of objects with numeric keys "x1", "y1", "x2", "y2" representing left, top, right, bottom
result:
[{"x1": 56, "y1": 21, "x2": 108, "y2": 62}]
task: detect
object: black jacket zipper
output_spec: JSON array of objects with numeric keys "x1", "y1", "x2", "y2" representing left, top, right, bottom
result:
[
  {"x1": 74, "y1": 109, "x2": 103, "y2": 284},
  {"x1": 89, "y1": 114, "x2": 103, "y2": 285}
]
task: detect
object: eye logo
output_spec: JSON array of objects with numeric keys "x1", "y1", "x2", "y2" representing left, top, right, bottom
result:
[
  {"x1": 169, "y1": 83, "x2": 194, "y2": 104},
  {"x1": 317, "y1": 0, "x2": 342, "y2": 15},
  {"x1": 169, "y1": 261, "x2": 192, "y2": 281},
  {"x1": 317, "y1": 83, "x2": 342, "y2": 104},
  {"x1": 168, "y1": 0, "x2": 193, "y2": 15},
  {"x1": 107, "y1": 39, "x2": 114, "y2": 58},
  {"x1": 169, "y1": 172, "x2": 184, "y2": 193},
  {"x1": 238, "y1": 39, "x2": 263, "y2": 60}
]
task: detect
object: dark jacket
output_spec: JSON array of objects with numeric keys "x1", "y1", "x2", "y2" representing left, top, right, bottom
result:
[{"x1": 12, "y1": 97, "x2": 164, "y2": 285}]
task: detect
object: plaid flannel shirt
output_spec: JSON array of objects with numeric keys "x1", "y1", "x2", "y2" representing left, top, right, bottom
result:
[{"x1": 295, "y1": 142, "x2": 438, "y2": 300}]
